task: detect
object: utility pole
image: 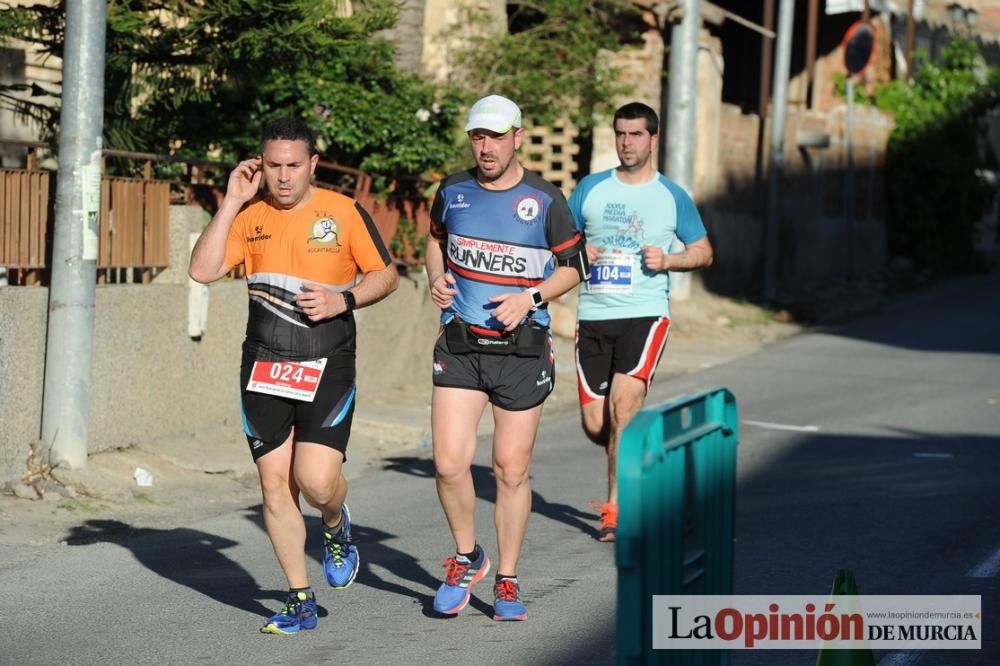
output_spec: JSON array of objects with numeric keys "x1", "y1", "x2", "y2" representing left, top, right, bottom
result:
[
  {"x1": 762, "y1": 0, "x2": 794, "y2": 304},
  {"x1": 905, "y1": 0, "x2": 917, "y2": 78},
  {"x1": 754, "y1": 0, "x2": 776, "y2": 211},
  {"x1": 662, "y1": 0, "x2": 700, "y2": 300},
  {"x1": 664, "y1": 0, "x2": 700, "y2": 193},
  {"x1": 805, "y1": 0, "x2": 819, "y2": 109},
  {"x1": 40, "y1": 0, "x2": 107, "y2": 469}
]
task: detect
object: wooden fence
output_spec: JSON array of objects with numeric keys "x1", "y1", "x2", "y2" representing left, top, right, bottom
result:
[
  {"x1": 1, "y1": 168, "x2": 50, "y2": 284},
  {"x1": 0, "y1": 167, "x2": 172, "y2": 285},
  {"x1": 100, "y1": 177, "x2": 171, "y2": 282},
  {"x1": 1, "y1": 143, "x2": 435, "y2": 286}
]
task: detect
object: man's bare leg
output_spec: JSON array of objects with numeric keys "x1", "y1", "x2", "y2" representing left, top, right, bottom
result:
[
  {"x1": 293, "y1": 442, "x2": 347, "y2": 528},
  {"x1": 256, "y1": 433, "x2": 308, "y2": 588},
  {"x1": 580, "y1": 398, "x2": 609, "y2": 446},
  {"x1": 605, "y1": 373, "x2": 647, "y2": 505},
  {"x1": 491, "y1": 402, "x2": 543, "y2": 576},
  {"x1": 432, "y1": 386, "x2": 489, "y2": 553}
]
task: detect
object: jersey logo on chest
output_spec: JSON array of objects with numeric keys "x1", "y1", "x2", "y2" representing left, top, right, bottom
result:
[
  {"x1": 514, "y1": 195, "x2": 542, "y2": 224},
  {"x1": 307, "y1": 216, "x2": 342, "y2": 253}
]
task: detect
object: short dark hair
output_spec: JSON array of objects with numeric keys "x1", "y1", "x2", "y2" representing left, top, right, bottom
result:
[
  {"x1": 261, "y1": 117, "x2": 317, "y2": 155},
  {"x1": 613, "y1": 102, "x2": 659, "y2": 136}
]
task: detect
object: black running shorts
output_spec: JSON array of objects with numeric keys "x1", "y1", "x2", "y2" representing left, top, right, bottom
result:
[
  {"x1": 431, "y1": 327, "x2": 556, "y2": 411},
  {"x1": 239, "y1": 347, "x2": 356, "y2": 461},
  {"x1": 575, "y1": 316, "x2": 671, "y2": 405}
]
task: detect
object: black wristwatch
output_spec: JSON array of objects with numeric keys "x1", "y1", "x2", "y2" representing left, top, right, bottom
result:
[{"x1": 342, "y1": 290, "x2": 357, "y2": 312}]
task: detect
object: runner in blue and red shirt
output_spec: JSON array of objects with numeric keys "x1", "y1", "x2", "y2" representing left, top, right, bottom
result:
[{"x1": 425, "y1": 94, "x2": 589, "y2": 621}]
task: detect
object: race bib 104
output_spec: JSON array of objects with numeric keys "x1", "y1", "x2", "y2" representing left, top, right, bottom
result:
[
  {"x1": 588, "y1": 254, "x2": 634, "y2": 294},
  {"x1": 247, "y1": 359, "x2": 327, "y2": 402}
]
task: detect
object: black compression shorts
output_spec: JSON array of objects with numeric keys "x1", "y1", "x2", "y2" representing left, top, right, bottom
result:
[
  {"x1": 431, "y1": 323, "x2": 556, "y2": 411},
  {"x1": 239, "y1": 345, "x2": 356, "y2": 461},
  {"x1": 575, "y1": 316, "x2": 671, "y2": 405}
]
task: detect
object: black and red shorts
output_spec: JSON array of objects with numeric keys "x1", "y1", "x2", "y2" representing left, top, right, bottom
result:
[
  {"x1": 432, "y1": 319, "x2": 555, "y2": 411},
  {"x1": 239, "y1": 345, "x2": 356, "y2": 461},
  {"x1": 575, "y1": 316, "x2": 671, "y2": 405}
]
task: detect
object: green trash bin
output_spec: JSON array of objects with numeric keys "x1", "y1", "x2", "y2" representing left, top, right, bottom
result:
[{"x1": 616, "y1": 387, "x2": 738, "y2": 665}]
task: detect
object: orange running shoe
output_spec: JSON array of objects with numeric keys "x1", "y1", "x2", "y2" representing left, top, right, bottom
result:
[{"x1": 589, "y1": 500, "x2": 618, "y2": 542}]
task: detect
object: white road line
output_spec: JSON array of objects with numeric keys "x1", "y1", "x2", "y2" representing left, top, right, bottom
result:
[
  {"x1": 967, "y1": 546, "x2": 1000, "y2": 578},
  {"x1": 912, "y1": 452, "x2": 954, "y2": 459},
  {"x1": 879, "y1": 651, "x2": 924, "y2": 666},
  {"x1": 742, "y1": 419, "x2": 820, "y2": 432}
]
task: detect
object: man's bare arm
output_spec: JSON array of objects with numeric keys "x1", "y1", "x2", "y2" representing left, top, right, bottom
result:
[
  {"x1": 641, "y1": 236, "x2": 714, "y2": 273},
  {"x1": 489, "y1": 265, "x2": 582, "y2": 331},
  {"x1": 188, "y1": 157, "x2": 261, "y2": 284},
  {"x1": 425, "y1": 236, "x2": 459, "y2": 311},
  {"x1": 350, "y1": 263, "x2": 399, "y2": 308},
  {"x1": 295, "y1": 263, "x2": 400, "y2": 322}
]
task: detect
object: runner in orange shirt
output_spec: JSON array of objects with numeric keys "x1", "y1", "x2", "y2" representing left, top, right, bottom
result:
[{"x1": 189, "y1": 117, "x2": 398, "y2": 634}]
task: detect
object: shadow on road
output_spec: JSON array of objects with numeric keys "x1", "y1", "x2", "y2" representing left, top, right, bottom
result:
[
  {"x1": 64, "y1": 518, "x2": 277, "y2": 617},
  {"x1": 381, "y1": 456, "x2": 602, "y2": 540},
  {"x1": 735, "y1": 429, "x2": 1000, "y2": 595},
  {"x1": 241, "y1": 505, "x2": 496, "y2": 618}
]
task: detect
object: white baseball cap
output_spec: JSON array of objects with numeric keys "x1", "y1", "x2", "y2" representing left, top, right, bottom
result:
[{"x1": 464, "y1": 94, "x2": 522, "y2": 133}]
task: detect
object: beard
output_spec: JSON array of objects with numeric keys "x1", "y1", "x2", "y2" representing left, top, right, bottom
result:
[
  {"x1": 618, "y1": 151, "x2": 649, "y2": 171},
  {"x1": 476, "y1": 153, "x2": 510, "y2": 181}
]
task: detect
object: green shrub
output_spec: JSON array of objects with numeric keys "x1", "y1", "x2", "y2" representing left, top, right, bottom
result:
[{"x1": 874, "y1": 40, "x2": 999, "y2": 273}]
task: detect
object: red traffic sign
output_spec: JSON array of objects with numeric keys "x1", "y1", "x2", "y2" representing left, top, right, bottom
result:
[{"x1": 842, "y1": 20, "x2": 875, "y2": 75}]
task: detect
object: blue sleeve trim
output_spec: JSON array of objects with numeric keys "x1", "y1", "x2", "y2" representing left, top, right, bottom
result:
[
  {"x1": 658, "y1": 175, "x2": 707, "y2": 243},
  {"x1": 568, "y1": 170, "x2": 614, "y2": 232}
]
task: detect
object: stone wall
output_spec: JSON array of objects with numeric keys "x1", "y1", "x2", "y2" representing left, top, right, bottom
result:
[
  {"x1": 522, "y1": 120, "x2": 582, "y2": 197},
  {"x1": 0, "y1": 285, "x2": 47, "y2": 481},
  {"x1": 420, "y1": 0, "x2": 506, "y2": 83},
  {"x1": 0, "y1": 206, "x2": 442, "y2": 486},
  {"x1": 380, "y1": 0, "x2": 428, "y2": 73},
  {"x1": 591, "y1": 28, "x2": 665, "y2": 174},
  {"x1": 700, "y1": 97, "x2": 894, "y2": 298}
]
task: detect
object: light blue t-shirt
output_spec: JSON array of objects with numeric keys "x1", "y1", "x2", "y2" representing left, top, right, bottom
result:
[{"x1": 568, "y1": 169, "x2": 706, "y2": 320}]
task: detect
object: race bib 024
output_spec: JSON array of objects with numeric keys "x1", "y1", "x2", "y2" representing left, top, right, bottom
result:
[{"x1": 247, "y1": 358, "x2": 327, "y2": 402}]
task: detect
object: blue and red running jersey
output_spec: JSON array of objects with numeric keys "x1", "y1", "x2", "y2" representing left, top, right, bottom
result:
[{"x1": 430, "y1": 169, "x2": 585, "y2": 329}]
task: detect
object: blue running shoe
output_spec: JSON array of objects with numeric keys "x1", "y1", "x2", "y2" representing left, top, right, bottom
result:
[
  {"x1": 493, "y1": 577, "x2": 527, "y2": 621},
  {"x1": 260, "y1": 591, "x2": 318, "y2": 635},
  {"x1": 433, "y1": 549, "x2": 491, "y2": 615},
  {"x1": 322, "y1": 504, "x2": 359, "y2": 589}
]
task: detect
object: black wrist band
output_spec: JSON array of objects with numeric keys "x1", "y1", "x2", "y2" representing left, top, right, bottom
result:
[{"x1": 342, "y1": 290, "x2": 357, "y2": 312}]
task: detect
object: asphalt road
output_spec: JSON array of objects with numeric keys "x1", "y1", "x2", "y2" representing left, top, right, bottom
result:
[{"x1": 2, "y1": 273, "x2": 998, "y2": 665}]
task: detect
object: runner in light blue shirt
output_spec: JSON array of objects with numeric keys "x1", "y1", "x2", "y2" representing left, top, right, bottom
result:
[
  {"x1": 567, "y1": 102, "x2": 714, "y2": 542},
  {"x1": 569, "y1": 169, "x2": 707, "y2": 320}
]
